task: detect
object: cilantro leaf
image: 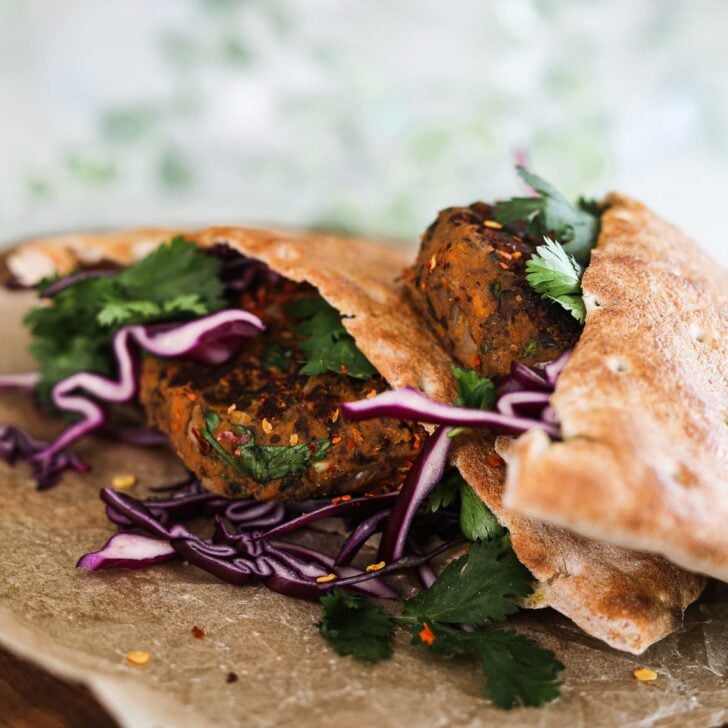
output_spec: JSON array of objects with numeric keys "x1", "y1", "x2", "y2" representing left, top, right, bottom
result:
[
  {"x1": 493, "y1": 166, "x2": 599, "y2": 265},
  {"x1": 427, "y1": 470, "x2": 502, "y2": 542},
  {"x1": 289, "y1": 296, "x2": 376, "y2": 379},
  {"x1": 25, "y1": 238, "x2": 226, "y2": 407},
  {"x1": 412, "y1": 624, "x2": 562, "y2": 709},
  {"x1": 526, "y1": 237, "x2": 586, "y2": 324},
  {"x1": 452, "y1": 367, "x2": 496, "y2": 410},
  {"x1": 459, "y1": 482, "x2": 502, "y2": 542},
  {"x1": 318, "y1": 590, "x2": 395, "y2": 662},
  {"x1": 402, "y1": 537, "x2": 533, "y2": 627},
  {"x1": 427, "y1": 470, "x2": 462, "y2": 513},
  {"x1": 469, "y1": 630, "x2": 564, "y2": 709},
  {"x1": 201, "y1": 409, "x2": 331, "y2": 483}
]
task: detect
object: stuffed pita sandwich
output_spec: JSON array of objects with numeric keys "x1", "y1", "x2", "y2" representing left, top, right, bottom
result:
[{"x1": 0, "y1": 173, "x2": 718, "y2": 706}]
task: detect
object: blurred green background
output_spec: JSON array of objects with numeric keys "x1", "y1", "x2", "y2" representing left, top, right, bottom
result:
[{"x1": 0, "y1": 0, "x2": 726, "y2": 261}]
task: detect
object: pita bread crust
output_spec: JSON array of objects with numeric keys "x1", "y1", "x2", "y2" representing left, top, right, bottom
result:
[
  {"x1": 7, "y1": 226, "x2": 456, "y2": 404},
  {"x1": 504, "y1": 194, "x2": 728, "y2": 582},
  {"x1": 454, "y1": 433, "x2": 704, "y2": 654}
]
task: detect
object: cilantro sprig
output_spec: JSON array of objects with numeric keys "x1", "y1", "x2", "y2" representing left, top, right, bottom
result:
[
  {"x1": 526, "y1": 237, "x2": 586, "y2": 324},
  {"x1": 318, "y1": 538, "x2": 563, "y2": 709},
  {"x1": 26, "y1": 238, "x2": 226, "y2": 406},
  {"x1": 428, "y1": 470, "x2": 501, "y2": 542},
  {"x1": 493, "y1": 166, "x2": 600, "y2": 266},
  {"x1": 288, "y1": 296, "x2": 377, "y2": 379},
  {"x1": 448, "y1": 366, "x2": 496, "y2": 439},
  {"x1": 201, "y1": 409, "x2": 331, "y2": 483}
]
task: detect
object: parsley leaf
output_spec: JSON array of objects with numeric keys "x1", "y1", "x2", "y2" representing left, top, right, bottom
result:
[
  {"x1": 318, "y1": 590, "x2": 395, "y2": 662},
  {"x1": 402, "y1": 538, "x2": 533, "y2": 627},
  {"x1": 289, "y1": 296, "x2": 377, "y2": 379},
  {"x1": 452, "y1": 367, "x2": 497, "y2": 410},
  {"x1": 25, "y1": 238, "x2": 226, "y2": 406},
  {"x1": 413, "y1": 624, "x2": 563, "y2": 709},
  {"x1": 428, "y1": 470, "x2": 501, "y2": 542},
  {"x1": 493, "y1": 166, "x2": 599, "y2": 265},
  {"x1": 201, "y1": 408, "x2": 331, "y2": 483},
  {"x1": 526, "y1": 237, "x2": 586, "y2": 324}
]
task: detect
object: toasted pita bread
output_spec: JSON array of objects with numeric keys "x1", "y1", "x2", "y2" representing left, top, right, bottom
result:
[
  {"x1": 503, "y1": 195, "x2": 728, "y2": 583},
  {"x1": 6, "y1": 225, "x2": 705, "y2": 653},
  {"x1": 454, "y1": 434, "x2": 704, "y2": 654}
]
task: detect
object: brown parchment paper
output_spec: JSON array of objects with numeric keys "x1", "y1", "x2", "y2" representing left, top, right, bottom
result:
[{"x1": 1, "y1": 288, "x2": 727, "y2": 728}]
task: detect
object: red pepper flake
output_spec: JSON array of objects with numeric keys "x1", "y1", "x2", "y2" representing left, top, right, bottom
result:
[
  {"x1": 486, "y1": 453, "x2": 505, "y2": 467},
  {"x1": 308, "y1": 442, "x2": 319, "y2": 454},
  {"x1": 340, "y1": 364, "x2": 348, "y2": 376},
  {"x1": 495, "y1": 249, "x2": 513, "y2": 261},
  {"x1": 226, "y1": 671, "x2": 239, "y2": 684},
  {"x1": 331, "y1": 495, "x2": 352, "y2": 505},
  {"x1": 191, "y1": 625, "x2": 205, "y2": 639},
  {"x1": 413, "y1": 434, "x2": 422, "y2": 451},
  {"x1": 473, "y1": 356, "x2": 481, "y2": 367},
  {"x1": 185, "y1": 391, "x2": 197, "y2": 402},
  {"x1": 346, "y1": 440, "x2": 356, "y2": 450},
  {"x1": 331, "y1": 436, "x2": 342, "y2": 445},
  {"x1": 419, "y1": 623, "x2": 436, "y2": 646},
  {"x1": 365, "y1": 389, "x2": 378, "y2": 399},
  {"x1": 498, "y1": 261, "x2": 510, "y2": 270}
]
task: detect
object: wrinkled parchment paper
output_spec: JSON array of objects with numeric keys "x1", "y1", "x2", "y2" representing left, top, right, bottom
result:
[{"x1": 0, "y1": 286, "x2": 726, "y2": 728}]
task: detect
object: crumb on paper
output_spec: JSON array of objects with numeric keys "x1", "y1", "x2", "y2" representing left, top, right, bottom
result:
[
  {"x1": 226, "y1": 671, "x2": 239, "y2": 684},
  {"x1": 126, "y1": 650, "x2": 151, "y2": 666},
  {"x1": 633, "y1": 667, "x2": 658, "y2": 682}
]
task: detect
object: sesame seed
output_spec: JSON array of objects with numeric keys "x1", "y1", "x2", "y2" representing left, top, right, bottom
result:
[
  {"x1": 111, "y1": 474, "x2": 137, "y2": 490},
  {"x1": 261, "y1": 418, "x2": 273, "y2": 434},
  {"x1": 313, "y1": 461, "x2": 330, "y2": 473},
  {"x1": 366, "y1": 561, "x2": 386, "y2": 572},
  {"x1": 226, "y1": 403, "x2": 237, "y2": 414},
  {"x1": 126, "y1": 651, "x2": 151, "y2": 666},
  {"x1": 484, "y1": 220, "x2": 503, "y2": 229},
  {"x1": 428, "y1": 254, "x2": 437, "y2": 272},
  {"x1": 331, "y1": 408, "x2": 340, "y2": 423},
  {"x1": 633, "y1": 667, "x2": 658, "y2": 682},
  {"x1": 289, "y1": 433, "x2": 299, "y2": 446}
]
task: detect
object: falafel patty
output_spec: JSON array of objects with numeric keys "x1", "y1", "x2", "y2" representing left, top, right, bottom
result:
[
  {"x1": 140, "y1": 281, "x2": 424, "y2": 500},
  {"x1": 405, "y1": 202, "x2": 581, "y2": 379}
]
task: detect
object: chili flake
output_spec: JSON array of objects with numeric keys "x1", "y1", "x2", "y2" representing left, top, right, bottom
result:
[
  {"x1": 331, "y1": 436, "x2": 342, "y2": 445},
  {"x1": 418, "y1": 623, "x2": 436, "y2": 646},
  {"x1": 366, "y1": 561, "x2": 386, "y2": 572},
  {"x1": 331, "y1": 495, "x2": 352, "y2": 505},
  {"x1": 111, "y1": 474, "x2": 137, "y2": 490},
  {"x1": 185, "y1": 391, "x2": 197, "y2": 402},
  {"x1": 316, "y1": 573, "x2": 337, "y2": 584},
  {"x1": 191, "y1": 625, "x2": 205, "y2": 639},
  {"x1": 126, "y1": 651, "x2": 151, "y2": 666},
  {"x1": 633, "y1": 667, "x2": 658, "y2": 682},
  {"x1": 226, "y1": 671, "x2": 239, "y2": 684},
  {"x1": 485, "y1": 453, "x2": 505, "y2": 467},
  {"x1": 366, "y1": 389, "x2": 378, "y2": 399},
  {"x1": 498, "y1": 261, "x2": 510, "y2": 270}
]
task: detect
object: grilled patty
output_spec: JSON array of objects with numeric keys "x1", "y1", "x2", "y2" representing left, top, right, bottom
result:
[
  {"x1": 140, "y1": 281, "x2": 424, "y2": 500},
  {"x1": 405, "y1": 202, "x2": 580, "y2": 378}
]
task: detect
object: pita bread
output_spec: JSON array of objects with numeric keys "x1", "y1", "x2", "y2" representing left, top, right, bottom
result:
[
  {"x1": 503, "y1": 195, "x2": 728, "y2": 582},
  {"x1": 5, "y1": 225, "x2": 704, "y2": 653},
  {"x1": 454, "y1": 434, "x2": 704, "y2": 654}
]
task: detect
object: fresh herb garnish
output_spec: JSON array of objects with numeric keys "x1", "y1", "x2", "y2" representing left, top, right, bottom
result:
[
  {"x1": 26, "y1": 238, "x2": 226, "y2": 406},
  {"x1": 526, "y1": 237, "x2": 586, "y2": 324},
  {"x1": 448, "y1": 367, "x2": 497, "y2": 438},
  {"x1": 318, "y1": 539, "x2": 562, "y2": 709},
  {"x1": 201, "y1": 408, "x2": 331, "y2": 483},
  {"x1": 428, "y1": 470, "x2": 501, "y2": 542},
  {"x1": 452, "y1": 367, "x2": 497, "y2": 410},
  {"x1": 288, "y1": 296, "x2": 377, "y2": 379},
  {"x1": 318, "y1": 590, "x2": 395, "y2": 662},
  {"x1": 493, "y1": 166, "x2": 600, "y2": 265}
]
